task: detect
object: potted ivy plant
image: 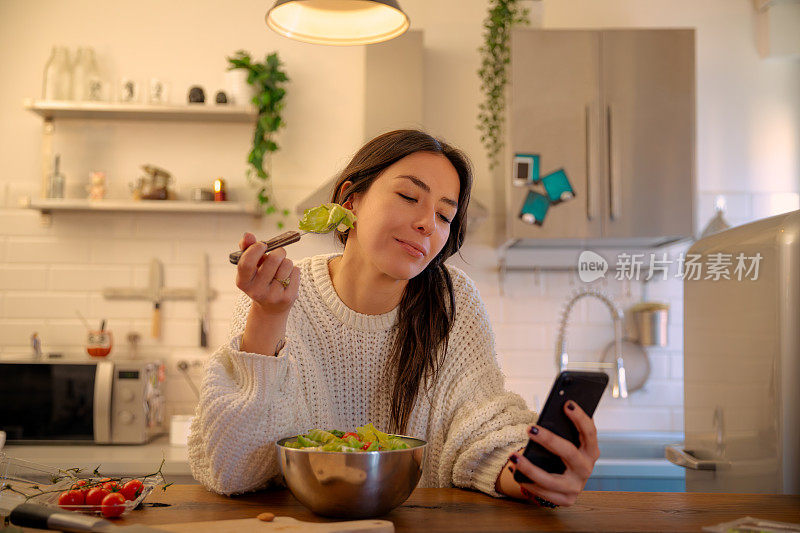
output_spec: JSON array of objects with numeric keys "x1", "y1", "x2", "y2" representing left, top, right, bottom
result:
[
  {"x1": 477, "y1": 0, "x2": 530, "y2": 170},
  {"x1": 227, "y1": 50, "x2": 290, "y2": 227}
]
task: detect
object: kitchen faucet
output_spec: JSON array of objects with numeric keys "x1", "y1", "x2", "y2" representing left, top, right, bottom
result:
[{"x1": 555, "y1": 287, "x2": 628, "y2": 398}]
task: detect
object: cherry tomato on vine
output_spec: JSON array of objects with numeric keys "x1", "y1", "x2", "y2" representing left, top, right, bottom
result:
[
  {"x1": 100, "y1": 492, "x2": 126, "y2": 518},
  {"x1": 70, "y1": 480, "x2": 90, "y2": 497},
  {"x1": 57, "y1": 490, "x2": 84, "y2": 510},
  {"x1": 85, "y1": 487, "x2": 111, "y2": 510},
  {"x1": 119, "y1": 479, "x2": 144, "y2": 501}
]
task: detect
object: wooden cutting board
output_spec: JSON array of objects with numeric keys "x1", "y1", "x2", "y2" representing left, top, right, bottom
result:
[{"x1": 156, "y1": 516, "x2": 394, "y2": 533}]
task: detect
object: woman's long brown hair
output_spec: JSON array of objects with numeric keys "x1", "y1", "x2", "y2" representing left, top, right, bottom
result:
[{"x1": 331, "y1": 129, "x2": 473, "y2": 435}]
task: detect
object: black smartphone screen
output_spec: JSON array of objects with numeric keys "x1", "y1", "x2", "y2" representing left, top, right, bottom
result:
[{"x1": 513, "y1": 370, "x2": 608, "y2": 484}]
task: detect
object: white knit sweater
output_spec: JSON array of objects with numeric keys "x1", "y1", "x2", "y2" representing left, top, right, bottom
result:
[{"x1": 188, "y1": 253, "x2": 537, "y2": 497}]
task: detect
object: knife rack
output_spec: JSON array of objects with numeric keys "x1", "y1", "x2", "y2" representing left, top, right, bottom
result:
[{"x1": 102, "y1": 255, "x2": 216, "y2": 342}]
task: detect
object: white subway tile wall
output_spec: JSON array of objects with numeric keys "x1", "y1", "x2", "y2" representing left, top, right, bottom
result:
[
  {"x1": 4, "y1": 197, "x2": 795, "y2": 431},
  {"x1": 1, "y1": 0, "x2": 796, "y2": 441},
  {"x1": 449, "y1": 244, "x2": 685, "y2": 432}
]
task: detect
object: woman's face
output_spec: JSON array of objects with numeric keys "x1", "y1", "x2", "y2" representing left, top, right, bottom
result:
[{"x1": 347, "y1": 151, "x2": 460, "y2": 281}]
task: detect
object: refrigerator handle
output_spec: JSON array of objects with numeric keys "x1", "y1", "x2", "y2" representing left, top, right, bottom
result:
[
  {"x1": 606, "y1": 104, "x2": 621, "y2": 221},
  {"x1": 585, "y1": 104, "x2": 596, "y2": 221},
  {"x1": 665, "y1": 444, "x2": 730, "y2": 471}
]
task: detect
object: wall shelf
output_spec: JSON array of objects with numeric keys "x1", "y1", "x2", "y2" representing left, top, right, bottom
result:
[
  {"x1": 24, "y1": 98, "x2": 260, "y2": 224},
  {"x1": 25, "y1": 197, "x2": 260, "y2": 216},
  {"x1": 23, "y1": 99, "x2": 257, "y2": 122}
]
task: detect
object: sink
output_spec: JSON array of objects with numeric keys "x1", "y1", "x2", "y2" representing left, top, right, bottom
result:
[
  {"x1": 597, "y1": 431, "x2": 683, "y2": 459},
  {"x1": 589, "y1": 431, "x2": 686, "y2": 492}
]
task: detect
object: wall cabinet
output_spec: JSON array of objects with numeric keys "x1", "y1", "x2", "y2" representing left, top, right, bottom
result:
[{"x1": 504, "y1": 29, "x2": 695, "y2": 248}]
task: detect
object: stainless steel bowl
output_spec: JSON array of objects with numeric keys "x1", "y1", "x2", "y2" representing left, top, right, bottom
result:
[{"x1": 276, "y1": 435, "x2": 427, "y2": 518}]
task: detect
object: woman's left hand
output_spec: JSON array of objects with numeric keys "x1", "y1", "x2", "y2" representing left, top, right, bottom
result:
[{"x1": 509, "y1": 400, "x2": 600, "y2": 507}]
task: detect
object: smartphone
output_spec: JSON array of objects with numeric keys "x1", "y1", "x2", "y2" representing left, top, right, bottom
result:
[{"x1": 513, "y1": 370, "x2": 608, "y2": 484}]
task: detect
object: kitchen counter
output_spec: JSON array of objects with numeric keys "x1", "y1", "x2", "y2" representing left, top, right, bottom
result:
[
  {"x1": 2, "y1": 432, "x2": 685, "y2": 491},
  {"x1": 1, "y1": 436, "x2": 194, "y2": 482},
  {"x1": 114, "y1": 485, "x2": 800, "y2": 532}
]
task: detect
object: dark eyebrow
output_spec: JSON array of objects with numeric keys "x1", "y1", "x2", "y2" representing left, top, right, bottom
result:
[{"x1": 395, "y1": 175, "x2": 458, "y2": 208}]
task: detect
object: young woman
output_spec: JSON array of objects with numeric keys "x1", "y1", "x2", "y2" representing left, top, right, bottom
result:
[{"x1": 188, "y1": 129, "x2": 600, "y2": 507}]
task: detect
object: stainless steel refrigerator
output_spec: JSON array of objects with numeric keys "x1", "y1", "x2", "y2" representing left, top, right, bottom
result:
[{"x1": 667, "y1": 209, "x2": 800, "y2": 493}]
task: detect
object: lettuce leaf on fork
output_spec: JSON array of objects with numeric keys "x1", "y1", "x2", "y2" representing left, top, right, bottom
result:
[{"x1": 298, "y1": 203, "x2": 357, "y2": 233}]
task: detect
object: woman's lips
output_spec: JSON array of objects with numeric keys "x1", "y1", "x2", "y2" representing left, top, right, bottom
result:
[{"x1": 395, "y1": 238, "x2": 425, "y2": 258}]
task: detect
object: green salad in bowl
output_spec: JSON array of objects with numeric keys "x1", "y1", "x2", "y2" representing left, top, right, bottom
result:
[
  {"x1": 282, "y1": 423, "x2": 411, "y2": 452},
  {"x1": 276, "y1": 422, "x2": 426, "y2": 518}
]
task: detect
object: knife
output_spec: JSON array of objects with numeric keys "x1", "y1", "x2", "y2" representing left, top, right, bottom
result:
[
  {"x1": 9, "y1": 502, "x2": 167, "y2": 532},
  {"x1": 148, "y1": 258, "x2": 163, "y2": 339},
  {"x1": 196, "y1": 253, "x2": 210, "y2": 348}
]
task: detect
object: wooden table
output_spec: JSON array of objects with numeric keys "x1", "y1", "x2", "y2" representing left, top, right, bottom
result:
[{"x1": 115, "y1": 485, "x2": 800, "y2": 532}]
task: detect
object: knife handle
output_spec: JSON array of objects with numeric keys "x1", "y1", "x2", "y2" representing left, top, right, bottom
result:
[
  {"x1": 228, "y1": 231, "x2": 302, "y2": 265},
  {"x1": 152, "y1": 302, "x2": 161, "y2": 339},
  {"x1": 10, "y1": 502, "x2": 109, "y2": 532}
]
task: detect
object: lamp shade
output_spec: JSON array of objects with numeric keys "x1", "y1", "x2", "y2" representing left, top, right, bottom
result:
[{"x1": 266, "y1": 0, "x2": 410, "y2": 46}]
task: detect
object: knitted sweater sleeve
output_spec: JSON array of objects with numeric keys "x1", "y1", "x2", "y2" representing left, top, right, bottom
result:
[
  {"x1": 430, "y1": 269, "x2": 538, "y2": 498},
  {"x1": 187, "y1": 291, "x2": 312, "y2": 495}
]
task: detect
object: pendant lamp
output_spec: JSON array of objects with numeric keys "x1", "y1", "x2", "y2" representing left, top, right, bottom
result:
[{"x1": 266, "y1": 0, "x2": 410, "y2": 46}]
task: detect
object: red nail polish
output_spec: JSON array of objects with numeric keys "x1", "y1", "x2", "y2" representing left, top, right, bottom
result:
[
  {"x1": 567, "y1": 401, "x2": 575, "y2": 411},
  {"x1": 529, "y1": 426, "x2": 539, "y2": 435},
  {"x1": 509, "y1": 454, "x2": 518, "y2": 464}
]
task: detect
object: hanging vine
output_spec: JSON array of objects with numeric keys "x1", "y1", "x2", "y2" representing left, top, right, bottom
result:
[
  {"x1": 227, "y1": 50, "x2": 291, "y2": 227},
  {"x1": 477, "y1": 0, "x2": 530, "y2": 170}
]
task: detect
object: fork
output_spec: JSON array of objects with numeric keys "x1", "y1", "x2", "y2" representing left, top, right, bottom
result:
[{"x1": 228, "y1": 223, "x2": 339, "y2": 265}]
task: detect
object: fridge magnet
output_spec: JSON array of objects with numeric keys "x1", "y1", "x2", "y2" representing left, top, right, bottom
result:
[
  {"x1": 542, "y1": 168, "x2": 575, "y2": 203},
  {"x1": 519, "y1": 190, "x2": 549, "y2": 226},
  {"x1": 513, "y1": 153, "x2": 540, "y2": 186}
]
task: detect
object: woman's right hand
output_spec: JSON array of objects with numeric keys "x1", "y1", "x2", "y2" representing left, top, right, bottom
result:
[{"x1": 235, "y1": 232, "x2": 300, "y2": 316}]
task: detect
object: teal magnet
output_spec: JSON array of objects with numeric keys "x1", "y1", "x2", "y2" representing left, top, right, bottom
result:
[
  {"x1": 542, "y1": 169, "x2": 575, "y2": 203},
  {"x1": 513, "y1": 154, "x2": 541, "y2": 186},
  {"x1": 519, "y1": 190, "x2": 549, "y2": 226}
]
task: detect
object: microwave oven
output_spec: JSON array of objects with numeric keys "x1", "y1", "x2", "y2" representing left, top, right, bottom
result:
[{"x1": 0, "y1": 359, "x2": 166, "y2": 444}]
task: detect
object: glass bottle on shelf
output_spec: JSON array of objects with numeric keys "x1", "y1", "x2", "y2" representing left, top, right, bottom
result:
[
  {"x1": 71, "y1": 47, "x2": 101, "y2": 101},
  {"x1": 42, "y1": 46, "x2": 72, "y2": 100},
  {"x1": 71, "y1": 47, "x2": 87, "y2": 101},
  {"x1": 47, "y1": 154, "x2": 65, "y2": 199},
  {"x1": 42, "y1": 46, "x2": 57, "y2": 99},
  {"x1": 59, "y1": 47, "x2": 73, "y2": 100}
]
